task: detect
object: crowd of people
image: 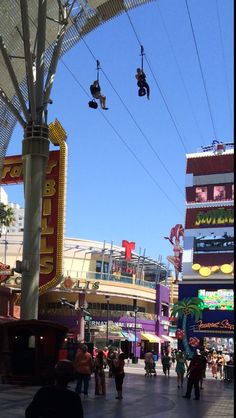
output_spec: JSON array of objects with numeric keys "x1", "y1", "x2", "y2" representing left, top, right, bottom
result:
[
  {"x1": 25, "y1": 344, "x2": 234, "y2": 417},
  {"x1": 25, "y1": 344, "x2": 126, "y2": 417}
]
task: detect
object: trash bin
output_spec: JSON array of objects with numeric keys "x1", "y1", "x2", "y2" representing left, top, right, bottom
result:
[{"x1": 132, "y1": 357, "x2": 138, "y2": 364}]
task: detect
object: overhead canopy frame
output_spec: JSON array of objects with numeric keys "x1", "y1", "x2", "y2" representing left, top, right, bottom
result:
[{"x1": 0, "y1": 0, "x2": 154, "y2": 178}]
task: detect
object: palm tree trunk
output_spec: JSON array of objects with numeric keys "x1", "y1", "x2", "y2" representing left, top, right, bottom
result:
[{"x1": 182, "y1": 315, "x2": 192, "y2": 357}]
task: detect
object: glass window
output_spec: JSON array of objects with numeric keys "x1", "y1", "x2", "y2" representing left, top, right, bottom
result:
[
  {"x1": 196, "y1": 186, "x2": 207, "y2": 202},
  {"x1": 213, "y1": 185, "x2": 226, "y2": 201},
  {"x1": 232, "y1": 185, "x2": 234, "y2": 200}
]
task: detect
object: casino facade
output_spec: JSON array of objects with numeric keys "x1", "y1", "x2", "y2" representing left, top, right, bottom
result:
[{"x1": 179, "y1": 142, "x2": 234, "y2": 353}]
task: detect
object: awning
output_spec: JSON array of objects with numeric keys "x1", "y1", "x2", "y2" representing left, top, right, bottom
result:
[
  {"x1": 141, "y1": 333, "x2": 164, "y2": 343},
  {"x1": 94, "y1": 332, "x2": 125, "y2": 340},
  {"x1": 121, "y1": 331, "x2": 138, "y2": 342},
  {"x1": 161, "y1": 335, "x2": 174, "y2": 343}
]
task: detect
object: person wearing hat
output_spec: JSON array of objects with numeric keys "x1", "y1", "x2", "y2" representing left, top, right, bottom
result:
[{"x1": 25, "y1": 360, "x2": 83, "y2": 417}]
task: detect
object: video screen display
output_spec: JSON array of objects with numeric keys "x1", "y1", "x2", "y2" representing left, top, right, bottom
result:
[{"x1": 198, "y1": 289, "x2": 234, "y2": 310}]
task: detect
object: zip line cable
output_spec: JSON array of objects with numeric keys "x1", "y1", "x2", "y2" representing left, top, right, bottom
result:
[
  {"x1": 125, "y1": 8, "x2": 189, "y2": 154},
  {"x1": 156, "y1": 2, "x2": 206, "y2": 145},
  {"x1": 27, "y1": 14, "x2": 184, "y2": 216},
  {"x1": 215, "y1": 0, "x2": 233, "y2": 124},
  {"x1": 78, "y1": 31, "x2": 184, "y2": 197},
  {"x1": 185, "y1": 0, "x2": 218, "y2": 140},
  {"x1": 98, "y1": 110, "x2": 184, "y2": 216},
  {"x1": 61, "y1": 57, "x2": 184, "y2": 215}
]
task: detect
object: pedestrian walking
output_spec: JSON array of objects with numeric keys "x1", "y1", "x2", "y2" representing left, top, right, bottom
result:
[
  {"x1": 199, "y1": 349, "x2": 208, "y2": 389},
  {"x1": 74, "y1": 344, "x2": 93, "y2": 398},
  {"x1": 211, "y1": 352, "x2": 218, "y2": 379},
  {"x1": 161, "y1": 352, "x2": 171, "y2": 377},
  {"x1": 171, "y1": 348, "x2": 176, "y2": 365},
  {"x1": 175, "y1": 351, "x2": 188, "y2": 388},
  {"x1": 217, "y1": 353, "x2": 225, "y2": 380},
  {"x1": 94, "y1": 350, "x2": 106, "y2": 396},
  {"x1": 114, "y1": 352, "x2": 125, "y2": 400},
  {"x1": 182, "y1": 351, "x2": 205, "y2": 400},
  {"x1": 25, "y1": 360, "x2": 83, "y2": 418}
]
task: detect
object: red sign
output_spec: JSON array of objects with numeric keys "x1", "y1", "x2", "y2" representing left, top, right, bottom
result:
[
  {"x1": 122, "y1": 240, "x2": 135, "y2": 260},
  {"x1": 2, "y1": 151, "x2": 65, "y2": 293}
]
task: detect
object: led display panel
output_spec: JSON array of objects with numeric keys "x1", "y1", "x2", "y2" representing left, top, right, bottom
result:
[{"x1": 198, "y1": 289, "x2": 233, "y2": 310}]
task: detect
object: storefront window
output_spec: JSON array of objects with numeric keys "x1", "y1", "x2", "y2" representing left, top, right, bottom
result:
[
  {"x1": 96, "y1": 261, "x2": 109, "y2": 273},
  {"x1": 196, "y1": 186, "x2": 207, "y2": 202},
  {"x1": 204, "y1": 337, "x2": 234, "y2": 353},
  {"x1": 213, "y1": 185, "x2": 226, "y2": 201}
]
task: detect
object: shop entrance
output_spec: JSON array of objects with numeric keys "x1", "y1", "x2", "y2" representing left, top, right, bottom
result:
[
  {"x1": 120, "y1": 340, "x2": 132, "y2": 358},
  {"x1": 204, "y1": 337, "x2": 234, "y2": 353}
]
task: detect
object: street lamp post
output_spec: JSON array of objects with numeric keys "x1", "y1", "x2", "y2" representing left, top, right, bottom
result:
[
  {"x1": 60, "y1": 298, "x2": 92, "y2": 342},
  {"x1": 133, "y1": 301, "x2": 139, "y2": 363},
  {"x1": 105, "y1": 295, "x2": 110, "y2": 346}
]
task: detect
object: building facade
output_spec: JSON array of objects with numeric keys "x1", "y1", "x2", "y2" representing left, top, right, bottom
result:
[
  {"x1": 0, "y1": 233, "x2": 174, "y2": 358},
  {"x1": 179, "y1": 142, "x2": 234, "y2": 352}
]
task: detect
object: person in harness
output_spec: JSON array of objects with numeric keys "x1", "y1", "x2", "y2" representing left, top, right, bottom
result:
[
  {"x1": 135, "y1": 68, "x2": 150, "y2": 100},
  {"x1": 90, "y1": 80, "x2": 108, "y2": 110}
]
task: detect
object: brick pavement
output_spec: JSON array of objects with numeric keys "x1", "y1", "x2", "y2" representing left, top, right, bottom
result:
[{"x1": 0, "y1": 362, "x2": 234, "y2": 418}]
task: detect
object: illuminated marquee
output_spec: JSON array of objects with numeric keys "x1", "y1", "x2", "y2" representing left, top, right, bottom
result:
[
  {"x1": 1, "y1": 146, "x2": 67, "y2": 294},
  {"x1": 195, "y1": 319, "x2": 234, "y2": 331},
  {"x1": 195, "y1": 208, "x2": 234, "y2": 226}
]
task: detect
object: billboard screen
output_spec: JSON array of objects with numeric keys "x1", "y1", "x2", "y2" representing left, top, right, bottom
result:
[{"x1": 198, "y1": 289, "x2": 233, "y2": 310}]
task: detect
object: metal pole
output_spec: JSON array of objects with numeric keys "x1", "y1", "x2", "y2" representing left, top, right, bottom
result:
[
  {"x1": 134, "y1": 309, "x2": 137, "y2": 360},
  {"x1": 136, "y1": 247, "x2": 141, "y2": 281},
  {"x1": 0, "y1": 87, "x2": 26, "y2": 127},
  {"x1": 20, "y1": 0, "x2": 37, "y2": 121},
  {"x1": 133, "y1": 299, "x2": 138, "y2": 361},
  {"x1": 106, "y1": 295, "x2": 110, "y2": 346},
  {"x1": 4, "y1": 232, "x2": 7, "y2": 264},
  {"x1": 165, "y1": 262, "x2": 170, "y2": 286},
  {"x1": 155, "y1": 255, "x2": 162, "y2": 285},
  {"x1": 0, "y1": 35, "x2": 29, "y2": 121},
  {"x1": 36, "y1": 0, "x2": 47, "y2": 120},
  {"x1": 43, "y1": 5, "x2": 68, "y2": 107},
  {"x1": 139, "y1": 248, "x2": 146, "y2": 283},
  {"x1": 107, "y1": 241, "x2": 113, "y2": 281},
  {"x1": 20, "y1": 124, "x2": 49, "y2": 319},
  {"x1": 100, "y1": 240, "x2": 106, "y2": 279}
]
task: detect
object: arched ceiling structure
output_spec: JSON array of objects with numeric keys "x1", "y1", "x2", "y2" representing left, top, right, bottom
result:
[{"x1": 0, "y1": 0, "x2": 154, "y2": 179}]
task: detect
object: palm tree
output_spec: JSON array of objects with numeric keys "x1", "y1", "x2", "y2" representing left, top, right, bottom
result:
[
  {"x1": 171, "y1": 297, "x2": 204, "y2": 358},
  {"x1": 0, "y1": 203, "x2": 15, "y2": 233},
  {"x1": 0, "y1": 203, "x2": 15, "y2": 262}
]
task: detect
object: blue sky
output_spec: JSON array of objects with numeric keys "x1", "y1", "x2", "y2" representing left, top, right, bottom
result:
[{"x1": 4, "y1": 0, "x2": 234, "y2": 263}]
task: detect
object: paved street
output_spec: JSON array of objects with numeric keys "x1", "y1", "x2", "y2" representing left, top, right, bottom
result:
[{"x1": 0, "y1": 362, "x2": 234, "y2": 418}]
